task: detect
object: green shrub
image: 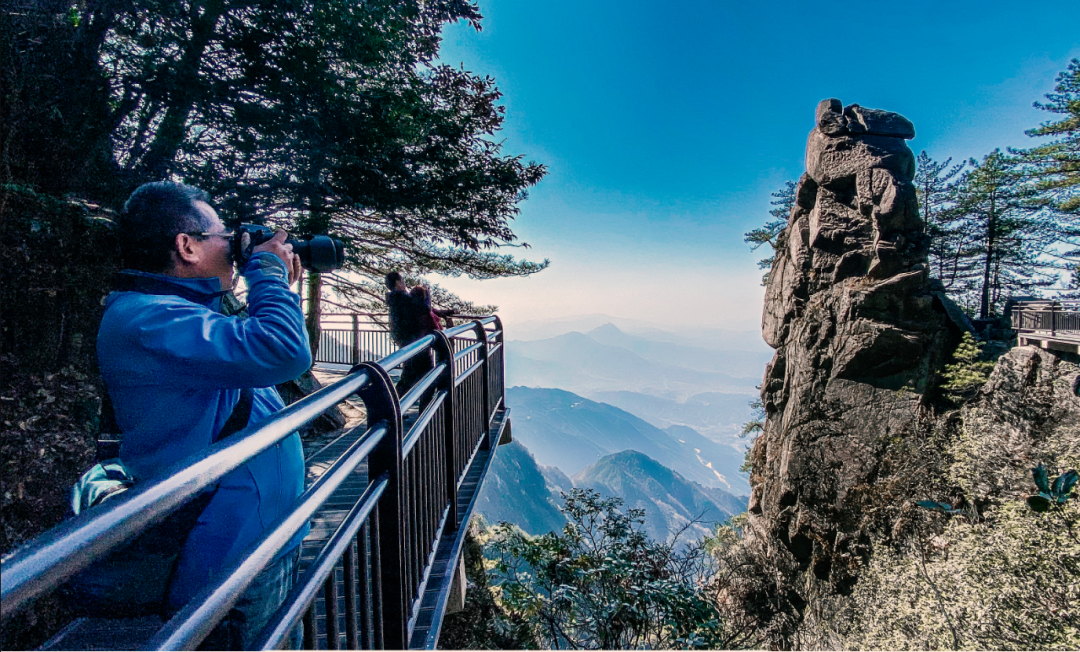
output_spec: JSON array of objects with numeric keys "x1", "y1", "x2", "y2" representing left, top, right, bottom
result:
[
  {"x1": 846, "y1": 500, "x2": 1080, "y2": 650},
  {"x1": 486, "y1": 489, "x2": 739, "y2": 649},
  {"x1": 940, "y1": 332, "x2": 996, "y2": 403}
]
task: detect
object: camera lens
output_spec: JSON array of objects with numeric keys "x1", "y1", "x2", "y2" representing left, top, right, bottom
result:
[{"x1": 286, "y1": 235, "x2": 345, "y2": 273}]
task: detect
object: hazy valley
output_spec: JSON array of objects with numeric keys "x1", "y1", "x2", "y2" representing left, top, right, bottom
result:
[
  {"x1": 505, "y1": 318, "x2": 770, "y2": 444},
  {"x1": 477, "y1": 316, "x2": 763, "y2": 541}
]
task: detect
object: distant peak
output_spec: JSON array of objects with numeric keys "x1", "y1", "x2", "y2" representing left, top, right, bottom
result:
[{"x1": 587, "y1": 322, "x2": 625, "y2": 336}]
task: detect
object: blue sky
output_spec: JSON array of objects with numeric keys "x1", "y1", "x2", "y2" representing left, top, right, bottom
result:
[{"x1": 432, "y1": 0, "x2": 1080, "y2": 331}]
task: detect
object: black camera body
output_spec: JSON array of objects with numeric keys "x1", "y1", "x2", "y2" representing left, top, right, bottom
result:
[{"x1": 234, "y1": 223, "x2": 345, "y2": 273}]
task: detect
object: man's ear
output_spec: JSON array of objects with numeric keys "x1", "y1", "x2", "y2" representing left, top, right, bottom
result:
[{"x1": 172, "y1": 232, "x2": 202, "y2": 267}]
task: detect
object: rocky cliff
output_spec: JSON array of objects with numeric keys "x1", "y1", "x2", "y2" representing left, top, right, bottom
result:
[
  {"x1": 744, "y1": 100, "x2": 1080, "y2": 646},
  {"x1": 745, "y1": 99, "x2": 963, "y2": 618}
]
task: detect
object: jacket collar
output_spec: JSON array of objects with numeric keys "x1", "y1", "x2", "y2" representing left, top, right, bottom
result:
[{"x1": 115, "y1": 270, "x2": 230, "y2": 311}]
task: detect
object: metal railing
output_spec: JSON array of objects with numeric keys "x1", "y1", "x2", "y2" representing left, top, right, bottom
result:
[
  {"x1": 1011, "y1": 300, "x2": 1080, "y2": 342},
  {"x1": 0, "y1": 316, "x2": 507, "y2": 650},
  {"x1": 316, "y1": 313, "x2": 396, "y2": 365},
  {"x1": 314, "y1": 313, "x2": 481, "y2": 368}
]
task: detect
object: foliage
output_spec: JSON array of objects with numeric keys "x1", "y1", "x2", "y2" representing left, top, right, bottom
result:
[
  {"x1": 0, "y1": 185, "x2": 120, "y2": 374},
  {"x1": 916, "y1": 500, "x2": 962, "y2": 515},
  {"x1": 950, "y1": 150, "x2": 1056, "y2": 318},
  {"x1": 740, "y1": 398, "x2": 765, "y2": 438},
  {"x1": 1, "y1": 1, "x2": 119, "y2": 198},
  {"x1": 939, "y1": 332, "x2": 996, "y2": 402},
  {"x1": 0, "y1": 362, "x2": 100, "y2": 651},
  {"x1": 845, "y1": 500, "x2": 1080, "y2": 651},
  {"x1": 1027, "y1": 463, "x2": 1078, "y2": 512},
  {"x1": 699, "y1": 515, "x2": 770, "y2": 650},
  {"x1": 844, "y1": 356, "x2": 1080, "y2": 651},
  {"x1": 438, "y1": 518, "x2": 539, "y2": 650},
  {"x1": 2, "y1": 1, "x2": 548, "y2": 318},
  {"x1": 1014, "y1": 58, "x2": 1080, "y2": 294},
  {"x1": 744, "y1": 180, "x2": 795, "y2": 286},
  {"x1": 487, "y1": 489, "x2": 739, "y2": 649},
  {"x1": 915, "y1": 151, "x2": 970, "y2": 289}
]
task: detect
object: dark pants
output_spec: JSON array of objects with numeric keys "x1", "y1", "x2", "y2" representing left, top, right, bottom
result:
[
  {"x1": 198, "y1": 548, "x2": 303, "y2": 650},
  {"x1": 397, "y1": 348, "x2": 435, "y2": 408}
]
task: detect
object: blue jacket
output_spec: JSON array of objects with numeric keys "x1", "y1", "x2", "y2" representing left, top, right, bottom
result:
[{"x1": 97, "y1": 253, "x2": 312, "y2": 609}]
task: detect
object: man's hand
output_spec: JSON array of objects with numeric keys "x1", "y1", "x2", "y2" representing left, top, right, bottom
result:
[{"x1": 252, "y1": 230, "x2": 303, "y2": 286}]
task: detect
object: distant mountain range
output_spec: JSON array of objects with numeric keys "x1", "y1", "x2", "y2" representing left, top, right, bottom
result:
[
  {"x1": 476, "y1": 440, "x2": 746, "y2": 542},
  {"x1": 507, "y1": 327, "x2": 764, "y2": 403},
  {"x1": 506, "y1": 386, "x2": 750, "y2": 496},
  {"x1": 509, "y1": 314, "x2": 771, "y2": 355},
  {"x1": 589, "y1": 390, "x2": 756, "y2": 443},
  {"x1": 475, "y1": 318, "x2": 762, "y2": 542},
  {"x1": 584, "y1": 323, "x2": 772, "y2": 377}
]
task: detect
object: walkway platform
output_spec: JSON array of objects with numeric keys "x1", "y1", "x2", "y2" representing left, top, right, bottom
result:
[{"x1": 1018, "y1": 332, "x2": 1080, "y2": 355}]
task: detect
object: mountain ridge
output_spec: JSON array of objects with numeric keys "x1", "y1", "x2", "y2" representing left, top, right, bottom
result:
[
  {"x1": 507, "y1": 386, "x2": 750, "y2": 495},
  {"x1": 572, "y1": 449, "x2": 745, "y2": 543}
]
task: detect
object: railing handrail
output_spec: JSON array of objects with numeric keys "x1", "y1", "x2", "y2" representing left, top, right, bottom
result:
[
  {"x1": 0, "y1": 313, "x2": 509, "y2": 650},
  {"x1": 0, "y1": 369, "x2": 374, "y2": 619}
]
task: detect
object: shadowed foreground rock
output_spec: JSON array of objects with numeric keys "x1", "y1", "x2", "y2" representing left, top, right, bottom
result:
[{"x1": 745, "y1": 99, "x2": 964, "y2": 627}]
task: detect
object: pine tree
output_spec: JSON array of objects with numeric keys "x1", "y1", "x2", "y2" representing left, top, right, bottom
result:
[
  {"x1": 952, "y1": 150, "x2": 1055, "y2": 318},
  {"x1": 914, "y1": 151, "x2": 971, "y2": 290},
  {"x1": 1014, "y1": 58, "x2": 1080, "y2": 293},
  {"x1": 744, "y1": 180, "x2": 796, "y2": 286},
  {"x1": 4, "y1": 1, "x2": 548, "y2": 323}
]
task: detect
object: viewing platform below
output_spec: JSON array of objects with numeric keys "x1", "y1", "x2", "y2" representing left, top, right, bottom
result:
[{"x1": 1011, "y1": 300, "x2": 1080, "y2": 355}]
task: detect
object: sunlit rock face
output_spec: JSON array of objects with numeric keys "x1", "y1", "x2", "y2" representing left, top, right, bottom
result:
[{"x1": 747, "y1": 100, "x2": 960, "y2": 603}]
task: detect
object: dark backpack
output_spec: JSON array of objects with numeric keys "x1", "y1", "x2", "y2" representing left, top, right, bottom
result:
[{"x1": 64, "y1": 388, "x2": 253, "y2": 618}]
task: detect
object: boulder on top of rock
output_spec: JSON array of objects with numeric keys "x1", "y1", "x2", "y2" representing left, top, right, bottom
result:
[
  {"x1": 812, "y1": 99, "x2": 916, "y2": 140},
  {"x1": 844, "y1": 104, "x2": 916, "y2": 139},
  {"x1": 816, "y1": 98, "x2": 847, "y2": 135}
]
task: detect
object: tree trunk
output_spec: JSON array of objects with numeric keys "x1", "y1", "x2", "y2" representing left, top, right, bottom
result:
[
  {"x1": 979, "y1": 190, "x2": 997, "y2": 319},
  {"x1": 306, "y1": 270, "x2": 322, "y2": 360}
]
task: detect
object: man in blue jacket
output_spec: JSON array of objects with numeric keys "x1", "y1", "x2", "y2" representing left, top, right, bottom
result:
[{"x1": 97, "y1": 181, "x2": 311, "y2": 649}]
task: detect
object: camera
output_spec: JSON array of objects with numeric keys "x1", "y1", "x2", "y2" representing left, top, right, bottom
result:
[{"x1": 233, "y1": 223, "x2": 345, "y2": 273}]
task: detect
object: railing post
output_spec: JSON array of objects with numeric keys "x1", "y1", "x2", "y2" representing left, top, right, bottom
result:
[
  {"x1": 492, "y1": 315, "x2": 505, "y2": 414},
  {"x1": 433, "y1": 331, "x2": 458, "y2": 532},
  {"x1": 1051, "y1": 303, "x2": 1057, "y2": 337},
  {"x1": 352, "y1": 314, "x2": 361, "y2": 365},
  {"x1": 474, "y1": 320, "x2": 491, "y2": 445},
  {"x1": 354, "y1": 362, "x2": 407, "y2": 650}
]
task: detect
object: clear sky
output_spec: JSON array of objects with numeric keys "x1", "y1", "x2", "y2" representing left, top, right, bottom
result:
[{"x1": 430, "y1": 0, "x2": 1080, "y2": 332}]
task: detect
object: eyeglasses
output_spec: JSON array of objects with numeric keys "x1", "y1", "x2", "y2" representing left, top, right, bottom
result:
[{"x1": 185, "y1": 230, "x2": 237, "y2": 242}]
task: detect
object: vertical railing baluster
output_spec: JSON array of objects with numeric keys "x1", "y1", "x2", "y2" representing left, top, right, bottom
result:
[
  {"x1": 421, "y1": 432, "x2": 431, "y2": 563},
  {"x1": 344, "y1": 541, "x2": 359, "y2": 651},
  {"x1": 432, "y1": 331, "x2": 459, "y2": 533},
  {"x1": 493, "y1": 315, "x2": 505, "y2": 419},
  {"x1": 325, "y1": 569, "x2": 341, "y2": 650},
  {"x1": 303, "y1": 603, "x2": 317, "y2": 650},
  {"x1": 357, "y1": 523, "x2": 373, "y2": 650},
  {"x1": 412, "y1": 444, "x2": 420, "y2": 598},
  {"x1": 352, "y1": 315, "x2": 360, "y2": 365},
  {"x1": 403, "y1": 456, "x2": 414, "y2": 606},
  {"x1": 371, "y1": 509, "x2": 384, "y2": 650}
]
